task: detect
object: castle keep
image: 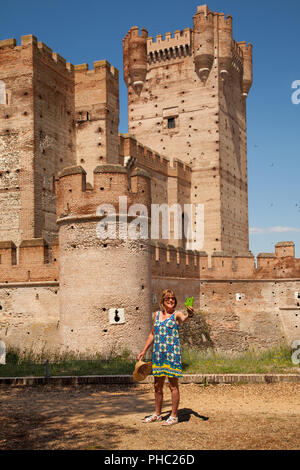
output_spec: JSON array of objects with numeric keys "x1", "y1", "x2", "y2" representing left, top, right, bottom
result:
[{"x1": 0, "y1": 5, "x2": 299, "y2": 357}]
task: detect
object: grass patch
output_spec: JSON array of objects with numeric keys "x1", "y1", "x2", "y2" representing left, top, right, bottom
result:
[
  {"x1": 181, "y1": 345, "x2": 298, "y2": 374},
  {"x1": 0, "y1": 349, "x2": 136, "y2": 377},
  {"x1": 0, "y1": 345, "x2": 298, "y2": 377}
]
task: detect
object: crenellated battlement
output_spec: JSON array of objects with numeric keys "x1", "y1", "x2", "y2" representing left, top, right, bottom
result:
[
  {"x1": 147, "y1": 28, "x2": 191, "y2": 48},
  {"x1": 0, "y1": 35, "x2": 73, "y2": 79},
  {"x1": 194, "y1": 9, "x2": 214, "y2": 23},
  {"x1": 216, "y1": 12, "x2": 232, "y2": 27},
  {"x1": 194, "y1": 5, "x2": 232, "y2": 26},
  {"x1": 74, "y1": 60, "x2": 119, "y2": 80},
  {"x1": 55, "y1": 164, "x2": 151, "y2": 222},
  {"x1": 126, "y1": 26, "x2": 148, "y2": 39},
  {"x1": 168, "y1": 158, "x2": 192, "y2": 182},
  {"x1": 147, "y1": 28, "x2": 192, "y2": 63},
  {"x1": 151, "y1": 242, "x2": 300, "y2": 280},
  {"x1": 24, "y1": 35, "x2": 73, "y2": 76},
  {"x1": 0, "y1": 238, "x2": 59, "y2": 283},
  {"x1": 0, "y1": 35, "x2": 119, "y2": 81},
  {"x1": 119, "y1": 134, "x2": 191, "y2": 183},
  {"x1": 151, "y1": 242, "x2": 200, "y2": 279},
  {"x1": 0, "y1": 38, "x2": 17, "y2": 49}
]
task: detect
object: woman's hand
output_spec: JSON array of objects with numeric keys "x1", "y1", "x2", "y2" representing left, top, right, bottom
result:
[
  {"x1": 186, "y1": 306, "x2": 194, "y2": 318},
  {"x1": 137, "y1": 351, "x2": 145, "y2": 361},
  {"x1": 175, "y1": 307, "x2": 194, "y2": 324}
]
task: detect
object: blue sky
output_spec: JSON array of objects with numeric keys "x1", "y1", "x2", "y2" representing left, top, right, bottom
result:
[{"x1": 1, "y1": 0, "x2": 299, "y2": 257}]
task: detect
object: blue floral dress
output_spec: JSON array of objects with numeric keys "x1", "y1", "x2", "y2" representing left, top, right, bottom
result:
[{"x1": 152, "y1": 311, "x2": 183, "y2": 378}]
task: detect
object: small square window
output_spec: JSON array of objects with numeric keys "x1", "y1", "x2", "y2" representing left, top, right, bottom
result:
[{"x1": 168, "y1": 117, "x2": 175, "y2": 129}]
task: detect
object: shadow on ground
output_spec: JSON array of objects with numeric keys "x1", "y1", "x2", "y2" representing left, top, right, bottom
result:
[
  {"x1": 177, "y1": 408, "x2": 209, "y2": 423},
  {"x1": 0, "y1": 384, "x2": 152, "y2": 450}
]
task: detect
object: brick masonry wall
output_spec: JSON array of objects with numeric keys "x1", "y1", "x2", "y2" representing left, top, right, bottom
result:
[
  {"x1": 0, "y1": 284, "x2": 59, "y2": 355},
  {"x1": 151, "y1": 276, "x2": 300, "y2": 353},
  {"x1": 0, "y1": 38, "x2": 35, "y2": 244},
  {"x1": 75, "y1": 61, "x2": 119, "y2": 183},
  {"x1": 32, "y1": 39, "x2": 76, "y2": 243}
]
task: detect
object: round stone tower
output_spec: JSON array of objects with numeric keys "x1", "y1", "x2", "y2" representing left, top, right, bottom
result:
[{"x1": 55, "y1": 164, "x2": 152, "y2": 357}]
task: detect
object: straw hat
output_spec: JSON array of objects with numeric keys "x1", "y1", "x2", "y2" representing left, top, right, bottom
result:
[{"x1": 132, "y1": 360, "x2": 152, "y2": 382}]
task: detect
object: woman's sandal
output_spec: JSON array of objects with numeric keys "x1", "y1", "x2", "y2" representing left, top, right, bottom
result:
[
  {"x1": 142, "y1": 414, "x2": 162, "y2": 423},
  {"x1": 162, "y1": 416, "x2": 178, "y2": 426}
]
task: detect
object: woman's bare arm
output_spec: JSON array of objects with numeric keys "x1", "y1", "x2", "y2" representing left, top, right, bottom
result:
[
  {"x1": 137, "y1": 324, "x2": 155, "y2": 361},
  {"x1": 175, "y1": 307, "x2": 194, "y2": 325}
]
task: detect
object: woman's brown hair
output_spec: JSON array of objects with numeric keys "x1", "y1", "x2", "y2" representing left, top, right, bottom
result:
[{"x1": 160, "y1": 289, "x2": 177, "y2": 311}]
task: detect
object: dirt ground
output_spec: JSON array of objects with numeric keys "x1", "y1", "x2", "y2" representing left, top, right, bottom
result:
[{"x1": 0, "y1": 382, "x2": 299, "y2": 450}]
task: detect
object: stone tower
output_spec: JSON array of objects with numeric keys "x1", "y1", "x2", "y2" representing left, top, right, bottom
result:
[
  {"x1": 123, "y1": 5, "x2": 253, "y2": 254},
  {"x1": 0, "y1": 36, "x2": 119, "y2": 247},
  {"x1": 55, "y1": 163, "x2": 152, "y2": 356}
]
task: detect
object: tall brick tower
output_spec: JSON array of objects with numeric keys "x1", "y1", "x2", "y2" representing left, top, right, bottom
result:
[
  {"x1": 0, "y1": 36, "x2": 120, "y2": 246},
  {"x1": 123, "y1": 5, "x2": 253, "y2": 254}
]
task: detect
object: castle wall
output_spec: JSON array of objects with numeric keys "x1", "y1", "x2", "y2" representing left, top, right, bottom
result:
[
  {"x1": 0, "y1": 237, "x2": 59, "y2": 355},
  {"x1": 199, "y1": 279, "x2": 300, "y2": 351},
  {"x1": 0, "y1": 284, "x2": 59, "y2": 355},
  {"x1": 151, "y1": 273, "x2": 300, "y2": 352},
  {"x1": 151, "y1": 242, "x2": 300, "y2": 351},
  {"x1": 0, "y1": 238, "x2": 58, "y2": 282},
  {"x1": 119, "y1": 134, "x2": 192, "y2": 247},
  {"x1": 0, "y1": 237, "x2": 299, "y2": 355}
]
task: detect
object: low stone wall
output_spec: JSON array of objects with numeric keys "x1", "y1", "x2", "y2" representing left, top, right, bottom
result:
[{"x1": 0, "y1": 373, "x2": 299, "y2": 386}]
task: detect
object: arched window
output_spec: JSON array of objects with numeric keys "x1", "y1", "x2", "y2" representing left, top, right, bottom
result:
[{"x1": 0, "y1": 81, "x2": 6, "y2": 105}]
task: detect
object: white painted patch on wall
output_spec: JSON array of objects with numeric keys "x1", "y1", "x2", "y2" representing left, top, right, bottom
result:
[{"x1": 236, "y1": 293, "x2": 245, "y2": 302}]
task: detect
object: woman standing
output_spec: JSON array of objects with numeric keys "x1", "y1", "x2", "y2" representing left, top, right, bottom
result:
[{"x1": 137, "y1": 289, "x2": 194, "y2": 426}]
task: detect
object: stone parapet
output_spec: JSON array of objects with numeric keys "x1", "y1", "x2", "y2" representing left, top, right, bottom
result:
[
  {"x1": 0, "y1": 238, "x2": 58, "y2": 283},
  {"x1": 151, "y1": 242, "x2": 300, "y2": 280},
  {"x1": 119, "y1": 134, "x2": 191, "y2": 183},
  {"x1": 55, "y1": 164, "x2": 151, "y2": 221}
]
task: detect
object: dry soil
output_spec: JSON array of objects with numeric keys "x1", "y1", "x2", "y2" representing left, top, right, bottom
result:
[{"x1": 0, "y1": 382, "x2": 299, "y2": 450}]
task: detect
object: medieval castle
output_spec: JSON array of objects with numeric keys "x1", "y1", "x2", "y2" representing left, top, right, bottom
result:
[{"x1": 0, "y1": 5, "x2": 299, "y2": 357}]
